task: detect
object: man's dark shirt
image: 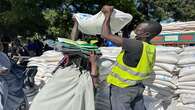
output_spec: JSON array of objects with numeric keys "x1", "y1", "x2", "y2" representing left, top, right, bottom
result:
[{"x1": 122, "y1": 38, "x2": 143, "y2": 67}]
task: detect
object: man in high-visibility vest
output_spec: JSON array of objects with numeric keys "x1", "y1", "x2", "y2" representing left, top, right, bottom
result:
[{"x1": 100, "y1": 5, "x2": 162, "y2": 110}]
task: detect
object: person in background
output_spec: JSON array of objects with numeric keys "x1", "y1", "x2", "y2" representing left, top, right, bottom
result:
[
  {"x1": 0, "y1": 40, "x2": 11, "y2": 110},
  {"x1": 100, "y1": 5, "x2": 162, "y2": 110},
  {"x1": 34, "y1": 39, "x2": 44, "y2": 56}
]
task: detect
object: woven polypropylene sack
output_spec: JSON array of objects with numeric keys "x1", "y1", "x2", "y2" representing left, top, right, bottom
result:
[
  {"x1": 149, "y1": 74, "x2": 172, "y2": 82},
  {"x1": 178, "y1": 74, "x2": 195, "y2": 82},
  {"x1": 153, "y1": 66, "x2": 164, "y2": 71},
  {"x1": 97, "y1": 58, "x2": 114, "y2": 81},
  {"x1": 156, "y1": 46, "x2": 182, "y2": 54},
  {"x1": 146, "y1": 80, "x2": 177, "y2": 89},
  {"x1": 179, "y1": 51, "x2": 195, "y2": 57},
  {"x1": 176, "y1": 102, "x2": 195, "y2": 110},
  {"x1": 177, "y1": 81, "x2": 195, "y2": 87},
  {"x1": 178, "y1": 55, "x2": 195, "y2": 65},
  {"x1": 179, "y1": 66, "x2": 195, "y2": 77},
  {"x1": 155, "y1": 55, "x2": 178, "y2": 64},
  {"x1": 180, "y1": 94, "x2": 195, "y2": 104},
  {"x1": 153, "y1": 71, "x2": 173, "y2": 77},
  {"x1": 99, "y1": 47, "x2": 122, "y2": 61},
  {"x1": 183, "y1": 46, "x2": 195, "y2": 52},
  {"x1": 74, "y1": 9, "x2": 133, "y2": 35},
  {"x1": 155, "y1": 63, "x2": 177, "y2": 72}
]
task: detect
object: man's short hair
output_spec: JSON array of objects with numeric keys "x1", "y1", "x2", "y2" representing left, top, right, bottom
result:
[{"x1": 144, "y1": 21, "x2": 162, "y2": 37}]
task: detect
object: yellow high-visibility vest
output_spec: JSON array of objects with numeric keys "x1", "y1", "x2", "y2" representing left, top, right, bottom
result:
[{"x1": 107, "y1": 42, "x2": 156, "y2": 88}]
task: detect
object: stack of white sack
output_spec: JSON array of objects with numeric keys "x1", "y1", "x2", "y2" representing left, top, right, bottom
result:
[
  {"x1": 175, "y1": 46, "x2": 195, "y2": 110},
  {"x1": 143, "y1": 46, "x2": 182, "y2": 100},
  {"x1": 27, "y1": 50, "x2": 63, "y2": 87}
]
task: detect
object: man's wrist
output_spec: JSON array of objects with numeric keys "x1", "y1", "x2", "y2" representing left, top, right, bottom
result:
[
  {"x1": 91, "y1": 74, "x2": 98, "y2": 78},
  {"x1": 91, "y1": 62, "x2": 96, "y2": 66}
]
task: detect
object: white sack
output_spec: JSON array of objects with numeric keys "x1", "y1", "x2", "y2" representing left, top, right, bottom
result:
[
  {"x1": 143, "y1": 81, "x2": 176, "y2": 92},
  {"x1": 156, "y1": 51, "x2": 178, "y2": 57},
  {"x1": 42, "y1": 50, "x2": 63, "y2": 57},
  {"x1": 183, "y1": 46, "x2": 195, "y2": 52},
  {"x1": 179, "y1": 74, "x2": 195, "y2": 82},
  {"x1": 180, "y1": 94, "x2": 195, "y2": 104},
  {"x1": 156, "y1": 46, "x2": 182, "y2": 53},
  {"x1": 179, "y1": 51, "x2": 195, "y2": 57},
  {"x1": 155, "y1": 55, "x2": 178, "y2": 64},
  {"x1": 179, "y1": 66, "x2": 195, "y2": 77},
  {"x1": 74, "y1": 9, "x2": 132, "y2": 35},
  {"x1": 153, "y1": 66, "x2": 164, "y2": 71},
  {"x1": 27, "y1": 61, "x2": 45, "y2": 67},
  {"x1": 97, "y1": 58, "x2": 114, "y2": 81},
  {"x1": 100, "y1": 47, "x2": 122, "y2": 61},
  {"x1": 144, "y1": 86, "x2": 173, "y2": 97},
  {"x1": 155, "y1": 63, "x2": 177, "y2": 72},
  {"x1": 176, "y1": 89, "x2": 195, "y2": 95},
  {"x1": 176, "y1": 102, "x2": 195, "y2": 110},
  {"x1": 178, "y1": 86, "x2": 195, "y2": 90},
  {"x1": 145, "y1": 80, "x2": 177, "y2": 89},
  {"x1": 153, "y1": 71, "x2": 173, "y2": 77},
  {"x1": 178, "y1": 55, "x2": 195, "y2": 65},
  {"x1": 143, "y1": 90, "x2": 169, "y2": 99},
  {"x1": 176, "y1": 89, "x2": 195, "y2": 94},
  {"x1": 149, "y1": 74, "x2": 172, "y2": 82},
  {"x1": 177, "y1": 81, "x2": 195, "y2": 87},
  {"x1": 28, "y1": 57, "x2": 45, "y2": 62},
  {"x1": 178, "y1": 64, "x2": 195, "y2": 68},
  {"x1": 144, "y1": 96, "x2": 165, "y2": 110}
]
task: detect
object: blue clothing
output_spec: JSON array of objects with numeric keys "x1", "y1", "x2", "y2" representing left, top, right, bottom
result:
[
  {"x1": 0, "y1": 52, "x2": 10, "y2": 110},
  {"x1": 0, "y1": 52, "x2": 11, "y2": 74},
  {"x1": 104, "y1": 40, "x2": 116, "y2": 47},
  {"x1": 0, "y1": 77, "x2": 8, "y2": 110},
  {"x1": 0, "y1": 52, "x2": 25, "y2": 110}
]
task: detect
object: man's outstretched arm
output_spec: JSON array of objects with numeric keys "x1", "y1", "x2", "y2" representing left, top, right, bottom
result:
[{"x1": 101, "y1": 5, "x2": 123, "y2": 46}]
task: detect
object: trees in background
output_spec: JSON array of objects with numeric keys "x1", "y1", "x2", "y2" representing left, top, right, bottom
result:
[{"x1": 0, "y1": 0, "x2": 195, "y2": 39}]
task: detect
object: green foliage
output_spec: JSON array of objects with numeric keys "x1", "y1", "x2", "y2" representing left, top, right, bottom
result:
[
  {"x1": 1, "y1": 0, "x2": 195, "y2": 39},
  {"x1": 0, "y1": 0, "x2": 47, "y2": 37},
  {"x1": 153, "y1": 0, "x2": 195, "y2": 21},
  {"x1": 0, "y1": 0, "x2": 141, "y2": 38},
  {"x1": 134, "y1": 0, "x2": 195, "y2": 21}
]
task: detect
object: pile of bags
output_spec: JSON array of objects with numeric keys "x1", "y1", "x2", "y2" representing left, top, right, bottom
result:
[
  {"x1": 27, "y1": 50, "x2": 63, "y2": 87},
  {"x1": 161, "y1": 21, "x2": 195, "y2": 33},
  {"x1": 175, "y1": 47, "x2": 195, "y2": 110},
  {"x1": 143, "y1": 46, "x2": 181, "y2": 100}
]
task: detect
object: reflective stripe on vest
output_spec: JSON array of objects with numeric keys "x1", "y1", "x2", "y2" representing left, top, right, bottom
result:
[
  {"x1": 116, "y1": 63, "x2": 148, "y2": 78},
  {"x1": 110, "y1": 71, "x2": 140, "y2": 86}
]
